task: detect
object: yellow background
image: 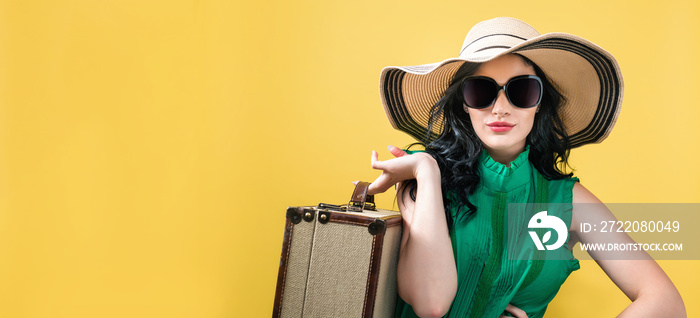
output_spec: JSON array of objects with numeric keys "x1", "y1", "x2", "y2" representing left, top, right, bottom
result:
[{"x1": 1, "y1": 0, "x2": 698, "y2": 317}]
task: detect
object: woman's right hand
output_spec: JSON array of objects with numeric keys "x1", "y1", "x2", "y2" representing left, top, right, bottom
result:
[
  {"x1": 369, "y1": 146, "x2": 454, "y2": 317},
  {"x1": 366, "y1": 145, "x2": 438, "y2": 196}
]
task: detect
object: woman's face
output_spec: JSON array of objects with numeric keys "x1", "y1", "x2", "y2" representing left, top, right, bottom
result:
[{"x1": 465, "y1": 54, "x2": 538, "y2": 162}]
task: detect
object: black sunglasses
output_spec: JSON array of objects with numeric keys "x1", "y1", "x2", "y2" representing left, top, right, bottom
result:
[{"x1": 460, "y1": 75, "x2": 543, "y2": 109}]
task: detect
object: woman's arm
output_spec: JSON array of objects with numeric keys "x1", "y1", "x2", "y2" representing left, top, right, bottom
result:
[
  {"x1": 571, "y1": 183, "x2": 686, "y2": 317},
  {"x1": 367, "y1": 147, "x2": 457, "y2": 318}
]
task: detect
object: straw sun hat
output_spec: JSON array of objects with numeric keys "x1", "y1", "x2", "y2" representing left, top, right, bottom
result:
[{"x1": 379, "y1": 17, "x2": 623, "y2": 148}]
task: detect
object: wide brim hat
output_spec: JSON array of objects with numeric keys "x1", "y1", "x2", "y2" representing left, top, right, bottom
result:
[{"x1": 379, "y1": 17, "x2": 623, "y2": 148}]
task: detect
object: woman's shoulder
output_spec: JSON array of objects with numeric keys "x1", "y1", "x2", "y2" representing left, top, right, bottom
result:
[
  {"x1": 540, "y1": 173, "x2": 578, "y2": 203},
  {"x1": 569, "y1": 182, "x2": 607, "y2": 235},
  {"x1": 571, "y1": 182, "x2": 603, "y2": 204}
]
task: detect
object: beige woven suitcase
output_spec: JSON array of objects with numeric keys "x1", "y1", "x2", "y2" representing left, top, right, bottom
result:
[{"x1": 272, "y1": 182, "x2": 402, "y2": 318}]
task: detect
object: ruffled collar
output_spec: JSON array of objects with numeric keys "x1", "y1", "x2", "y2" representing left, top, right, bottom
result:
[{"x1": 479, "y1": 146, "x2": 533, "y2": 192}]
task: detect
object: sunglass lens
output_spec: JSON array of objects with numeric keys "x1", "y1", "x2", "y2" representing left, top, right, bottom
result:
[
  {"x1": 463, "y1": 78, "x2": 497, "y2": 108},
  {"x1": 507, "y1": 78, "x2": 542, "y2": 108}
]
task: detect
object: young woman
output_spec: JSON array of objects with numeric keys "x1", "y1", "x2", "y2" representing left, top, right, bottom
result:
[{"x1": 366, "y1": 18, "x2": 685, "y2": 318}]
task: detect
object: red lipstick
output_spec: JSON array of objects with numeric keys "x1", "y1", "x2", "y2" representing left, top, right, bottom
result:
[{"x1": 487, "y1": 121, "x2": 515, "y2": 132}]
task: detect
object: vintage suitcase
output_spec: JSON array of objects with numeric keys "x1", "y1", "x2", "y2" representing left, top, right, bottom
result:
[{"x1": 272, "y1": 182, "x2": 403, "y2": 318}]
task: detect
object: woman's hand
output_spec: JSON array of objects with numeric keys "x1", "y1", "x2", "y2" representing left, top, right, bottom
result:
[
  {"x1": 367, "y1": 145, "x2": 437, "y2": 196},
  {"x1": 500, "y1": 304, "x2": 528, "y2": 318},
  {"x1": 366, "y1": 146, "x2": 455, "y2": 317}
]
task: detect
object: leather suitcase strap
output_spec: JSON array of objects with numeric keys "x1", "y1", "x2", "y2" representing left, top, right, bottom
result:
[{"x1": 350, "y1": 181, "x2": 374, "y2": 209}]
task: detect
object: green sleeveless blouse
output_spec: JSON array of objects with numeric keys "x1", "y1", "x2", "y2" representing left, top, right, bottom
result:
[{"x1": 395, "y1": 147, "x2": 580, "y2": 318}]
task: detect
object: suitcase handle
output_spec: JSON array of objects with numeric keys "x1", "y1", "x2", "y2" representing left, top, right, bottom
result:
[{"x1": 348, "y1": 181, "x2": 375, "y2": 212}]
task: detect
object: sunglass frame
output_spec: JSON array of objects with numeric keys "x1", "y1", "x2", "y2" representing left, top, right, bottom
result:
[{"x1": 460, "y1": 75, "x2": 543, "y2": 109}]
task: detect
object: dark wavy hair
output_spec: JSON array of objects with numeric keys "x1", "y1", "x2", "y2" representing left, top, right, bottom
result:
[{"x1": 400, "y1": 54, "x2": 573, "y2": 229}]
